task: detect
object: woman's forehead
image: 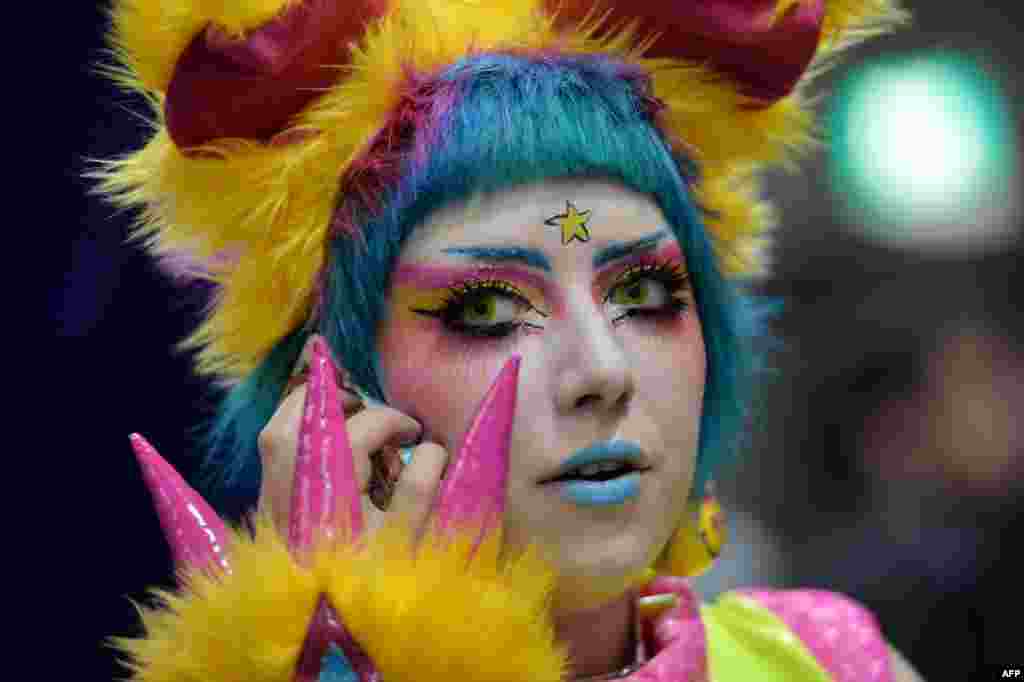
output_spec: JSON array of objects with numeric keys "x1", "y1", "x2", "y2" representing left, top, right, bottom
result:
[{"x1": 401, "y1": 177, "x2": 674, "y2": 260}]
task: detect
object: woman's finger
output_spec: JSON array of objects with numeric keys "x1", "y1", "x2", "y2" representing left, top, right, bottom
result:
[
  {"x1": 367, "y1": 447, "x2": 401, "y2": 512},
  {"x1": 257, "y1": 383, "x2": 307, "y2": 534},
  {"x1": 342, "y1": 407, "x2": 423, "y2": 490},
  {"x1": 389, "y1": 442, "x2": 449, "y2": 536}
]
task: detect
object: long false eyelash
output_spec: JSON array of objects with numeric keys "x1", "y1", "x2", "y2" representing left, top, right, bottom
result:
[
  {"x1": 606, "y1": 259, "x2": 692, "y2": 322},
  {"x1": 411, "y1": 278, "x2": 547, "y2": 338},
  {"x1": 610, "y1": 259, "x2": 692, "y2": 297}
]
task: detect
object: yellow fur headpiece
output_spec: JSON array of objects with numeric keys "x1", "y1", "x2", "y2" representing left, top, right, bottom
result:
[{"x1": 94, "y1": 0, "x2": 907, "y2": 380}]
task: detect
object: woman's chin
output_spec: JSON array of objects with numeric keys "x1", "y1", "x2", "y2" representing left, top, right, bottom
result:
[{"x1": 551, "y1": 562, "x2": 656, "y2": 612}]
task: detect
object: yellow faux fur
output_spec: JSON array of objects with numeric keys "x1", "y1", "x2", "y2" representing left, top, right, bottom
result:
[
  {"x1": 822, "y1": 0, "x2": 911, "y2": 48},
  {"x1": 94, "y1": 0, "x2": 907, "y2": 380},
  {"x1": 114, "y1": 515, "x2": 567, "y2": 682}
]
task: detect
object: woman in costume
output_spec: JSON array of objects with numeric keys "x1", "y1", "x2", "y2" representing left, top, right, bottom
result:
[{"x1": 97, "y1": 0, "x2": 924, "y2": 680}]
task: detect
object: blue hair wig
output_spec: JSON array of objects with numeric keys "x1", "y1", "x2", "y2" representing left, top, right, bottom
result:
[{"x1": 200, "y1": 51, "x2": 765, "y2": 517}]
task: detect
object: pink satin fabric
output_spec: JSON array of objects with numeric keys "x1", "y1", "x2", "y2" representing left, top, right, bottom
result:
[
  {"x1": 628, "y1": 577, "x2": 709, "y2": 681},
  {"x1": 626, "y1": 579, "x2": 894, "y2": 682}
]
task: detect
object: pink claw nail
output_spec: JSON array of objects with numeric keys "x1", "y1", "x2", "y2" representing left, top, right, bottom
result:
[
  {"x1": 433, "y1": 355, "x2": 520, "y2": 548},
  {"x1": 288, "y1": 336, "x2": 364, "y2": 558},
  {"x1": 293, "y1": 596, "x2": 380, "y2": 682},
  {"x1": 129, "y1": 433, "x2": 232, "y2": 576}
]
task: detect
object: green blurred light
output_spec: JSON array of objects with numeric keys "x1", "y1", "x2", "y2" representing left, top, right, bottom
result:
[{"x1": 828, "y1": 51, "x2": 1018, "y2": 248}]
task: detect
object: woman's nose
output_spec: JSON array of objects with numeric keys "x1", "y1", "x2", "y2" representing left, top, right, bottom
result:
[{"x1": 552, "y1": 294, "x2": 636, "y2": 415}]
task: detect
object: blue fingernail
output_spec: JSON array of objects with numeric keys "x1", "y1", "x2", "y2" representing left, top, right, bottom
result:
[{"x1": 400, "y1": 446, "x2": 415, "y2": 466}]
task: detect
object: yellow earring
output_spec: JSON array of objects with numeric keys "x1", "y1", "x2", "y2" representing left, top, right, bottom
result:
[{"x1": 656, "y1": 482, "x2": 726, "y2": 578}]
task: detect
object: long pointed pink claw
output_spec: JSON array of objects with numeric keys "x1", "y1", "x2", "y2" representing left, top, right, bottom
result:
[
  {"x1": 433, "y1": 355, "x2": 520, "y2": 543},
  {"x1": 129, "y1": 433, "x2": 232, "y2": 576},
  {"x1": 289, "y1": 336, "x2": 364, "y2": 557}
]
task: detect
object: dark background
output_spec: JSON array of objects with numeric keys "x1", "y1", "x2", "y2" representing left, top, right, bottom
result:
[{"x1": 58, "y1": 3, "x2": 1022, "y2": 680}]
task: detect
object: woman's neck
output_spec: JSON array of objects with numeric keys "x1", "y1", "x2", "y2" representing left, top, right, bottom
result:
[{"x1": 553, "y1": 590, "x2": 636, "y2": 680}]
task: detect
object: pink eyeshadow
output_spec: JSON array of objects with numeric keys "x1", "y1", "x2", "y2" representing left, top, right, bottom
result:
[
  {"x1": 615, "y1": 242, "x2": 684, "y2": 270},
  {"x1": 392, "y1": 263, "x2": 564, "y2": 315},
  {"x1": 592, "y1": 242, "x2": 688, "y2": 302}
]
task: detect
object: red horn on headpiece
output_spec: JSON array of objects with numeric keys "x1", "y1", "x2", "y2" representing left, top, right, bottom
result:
[
  {"x1": 293, "y1": 597, "x2": 380, "y2": 682},
  {"x1": 130, "y1": 433, "x2": 232, "y2": 575},
  {"x1": 288, "y1": 337, "x2": 365, "y2": 558},
  {"x1": 165, "y1": 0, "x2": 389, "y2": 149},
  {"x1": 545, "y1": 0, "x2": 826, "y2": 105},
  {"x1": 432, "y1": 355, "x2": 520, "y2": 549}
]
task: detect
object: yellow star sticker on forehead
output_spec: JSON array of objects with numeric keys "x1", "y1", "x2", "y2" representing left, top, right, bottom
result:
[{"x1": 544, "y1": 201, "x2": 592, "y2": 245}]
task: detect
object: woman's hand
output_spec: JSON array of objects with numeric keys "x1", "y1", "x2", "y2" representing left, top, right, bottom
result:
[{"x1": 257, "y1": 335, "x2": 449, "y2": 541}]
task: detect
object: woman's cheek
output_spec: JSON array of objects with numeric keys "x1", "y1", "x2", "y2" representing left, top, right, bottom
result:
[
  {"x1": 378, "y1": 316, "x2": 508, "y2": 448},
  {"x1": 621, "y1": 304, "x2": 704, "y2": 373},
  {"x1": 622, "y1": 309, "x2": 706, "y2": 431}
]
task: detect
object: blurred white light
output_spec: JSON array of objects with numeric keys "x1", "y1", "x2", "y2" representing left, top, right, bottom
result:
[{"x1": 828, "y1": 51, "x2": 1020, "y2": 253}]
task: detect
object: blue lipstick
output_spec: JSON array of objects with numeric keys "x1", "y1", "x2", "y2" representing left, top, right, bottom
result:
[
  {"x1": 559, "y1": 474, "x2": 641, "y2": 507},
  {"x1": 548, "y1": 441, "x2": 646, "y2": 507}
]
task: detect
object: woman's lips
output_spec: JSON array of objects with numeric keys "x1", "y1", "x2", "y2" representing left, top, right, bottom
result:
[
  {"x1": 543, "y1": 465, "x2": 652, "y2": 483},
  {"x1": 538, "y1": 439, "x2": 653, "y2": 508},
  {"x1": 537, "y1": 439, "x2": 650, "y2": 484},
  {"x1": 548, "y1": 473, "x2": 646, "y2": 507}
]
